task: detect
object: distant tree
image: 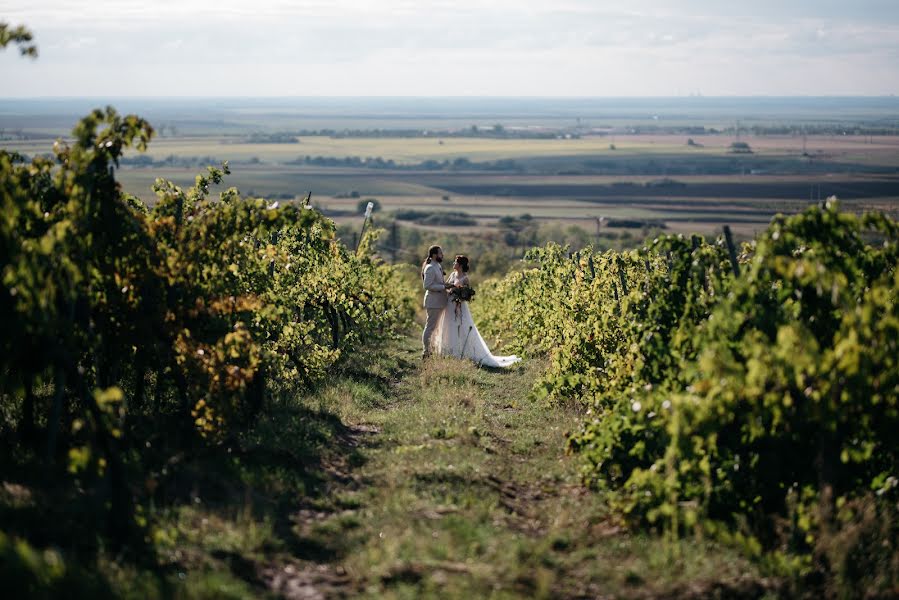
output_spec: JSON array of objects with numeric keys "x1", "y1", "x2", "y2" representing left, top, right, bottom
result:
[
  {"x1": 473, "y1": 249, "x2": 513, "y2": 278},
  {"x1": 497, "y1": 214, "x2": 537, "y2": 247},
  {"x1": 729, "y1": 141, "x2": 753, "y2": 154},
  {"x1": 416, "y1": 212, "x2": 476, "y2": 227},
  {"x1": 245, "y1": 132, "x2": 298, "y2": 144}
]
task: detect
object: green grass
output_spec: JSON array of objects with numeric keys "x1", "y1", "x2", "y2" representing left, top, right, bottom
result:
[
  {"x1": 1, "y1": 333, "x2": 779, "y2": 598},
  {"x1": 280, "y1": 335, "x2": 773, "y2": 598}
]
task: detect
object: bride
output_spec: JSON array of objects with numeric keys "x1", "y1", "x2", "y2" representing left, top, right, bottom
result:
[{"x1": 432, "y1": 255, "x2": 521, "y2": 368}]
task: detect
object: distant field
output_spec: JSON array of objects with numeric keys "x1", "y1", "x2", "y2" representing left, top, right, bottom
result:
[
  {"x1": 74, "y1": 137, "x2": 899, "y2": 239},
  {"x1": 6, "y1": 133, "x2": 899, "y2": 166},
  {"x1": 112, "y1": 167, "x2": 442, "y2": 199},
  {"x1": 3, "y1": 123, "x2": 897, "y2": 240}
]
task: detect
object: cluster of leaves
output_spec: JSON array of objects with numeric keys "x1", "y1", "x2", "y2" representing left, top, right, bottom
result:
[
  {"x1": 0, "y1": 107, "x2": 414, "y2": 545},
  {"x1": 477, "y1": 234, "x2": 732, "y2": 407},
  {"x1": 0, "y1": 22, "x2": 38, "y2": 57},
  {"x1": 476, "y1": 203, "x2": 898, "y2": 586}
]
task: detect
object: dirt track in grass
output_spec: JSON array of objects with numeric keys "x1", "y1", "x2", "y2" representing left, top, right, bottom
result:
[{"x1": 257, "y1": 336, "x2": 778, "y2": 599}]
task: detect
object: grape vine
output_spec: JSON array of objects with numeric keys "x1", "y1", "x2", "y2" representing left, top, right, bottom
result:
[
  {"x1": 476, "y1": 202, "x2": 898, "y2": 581},
  {"x1": 1, "y1": 107, "x2": 414, "y2": 546}
]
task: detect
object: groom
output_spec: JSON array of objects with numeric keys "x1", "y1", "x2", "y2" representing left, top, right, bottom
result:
[{"x1": 421, "y1": 244, "x2": 451, "y2": 359}]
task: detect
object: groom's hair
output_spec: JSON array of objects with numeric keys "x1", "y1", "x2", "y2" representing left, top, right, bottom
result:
[{"x1": 422, "y1": 245, "x2": 442, "y2": 278}]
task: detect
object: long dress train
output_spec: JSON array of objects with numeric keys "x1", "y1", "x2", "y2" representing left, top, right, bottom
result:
[{"x1": 432, "y1": 273, "x2": 521, "y2": 368}]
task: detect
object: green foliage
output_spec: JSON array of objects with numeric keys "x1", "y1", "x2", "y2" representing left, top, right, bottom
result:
[
  {"x1": 393, "y1": 209, "x2": 476, "y2": 227},
  {"x1": 478, "y1": 202, "x2": 899, "y2": 588},
  {"x1": 0, "y1": 22, "x2": 38, "y2": 57},
  {"x1": 0, "y1": 108, "x2": 414, "y2": 548},
  {"x1": 0, "y1": 531, "x2": 110, "y2": 598}
]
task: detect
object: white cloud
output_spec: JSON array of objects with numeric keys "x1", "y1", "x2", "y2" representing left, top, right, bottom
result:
[
  {"x1": 48, "y1": 36, "x2": 98, "y2": 50},
  {"x1": 2, "y1": 0, "x2": 898, "y2": 95}
]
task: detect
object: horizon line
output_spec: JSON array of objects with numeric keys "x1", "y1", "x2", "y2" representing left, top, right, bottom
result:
[{"x1": 1, "y1": 94, "x2": 898, "y2": 100}]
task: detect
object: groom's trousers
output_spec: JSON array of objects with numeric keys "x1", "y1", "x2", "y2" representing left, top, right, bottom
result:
[{"x1": 422, "y1": 308, "x2": 444, "y2": 356}]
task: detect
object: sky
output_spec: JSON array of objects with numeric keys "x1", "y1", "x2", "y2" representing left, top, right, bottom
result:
[{"x1": 2, "y1": 0, "x2": 899, "y2": 97}]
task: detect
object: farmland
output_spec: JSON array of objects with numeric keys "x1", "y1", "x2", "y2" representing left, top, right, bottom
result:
[{"x1": 2, "y1": 97, "x2": 898, "y2": 241}]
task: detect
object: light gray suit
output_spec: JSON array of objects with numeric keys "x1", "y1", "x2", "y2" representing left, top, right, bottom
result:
[{"x1": 421, "y1": 260, "x2": 448, "y2": 356}]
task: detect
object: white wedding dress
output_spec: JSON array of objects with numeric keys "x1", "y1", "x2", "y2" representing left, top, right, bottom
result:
[{"x1": 432, "y1": 272, "x2": 521, "y2": 368}]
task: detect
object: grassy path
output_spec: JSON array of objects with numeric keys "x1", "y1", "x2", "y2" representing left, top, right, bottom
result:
[
  {"x1": 269, "y1": 337, "x2": 772, "y2": 599},
  {"x1": 104, "y1": 335, "x2": 773, "y2": 599}
]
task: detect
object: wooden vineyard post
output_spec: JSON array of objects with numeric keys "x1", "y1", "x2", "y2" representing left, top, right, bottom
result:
[
  {"x1": 391, "y1": 220, "x2": 398, "y2": 263},
  {"x1": 722, "y1": 225, "x2": 741, "y2": 277},
  {"x1": 643, "y1": 257, "x2": 653, "y2": 292},
  {"x1": 617, "y1": 258, "x2": 629, "y2": 297},
  {"x1": 355, "y1": 201, "x2": 374, "y2": 256}
]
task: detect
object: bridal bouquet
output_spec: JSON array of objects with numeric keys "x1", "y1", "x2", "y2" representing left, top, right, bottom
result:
[{"x1": 449, "y1": 285, "x2": 476, "y2": 303}]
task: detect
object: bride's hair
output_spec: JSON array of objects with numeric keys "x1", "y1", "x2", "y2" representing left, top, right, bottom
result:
[
  {"x1": 421, "y1": 245, "x2": 442, "y2": 279},
  {"x1": 454, "y1": 255, "x2": 470, "y2": 273}
]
